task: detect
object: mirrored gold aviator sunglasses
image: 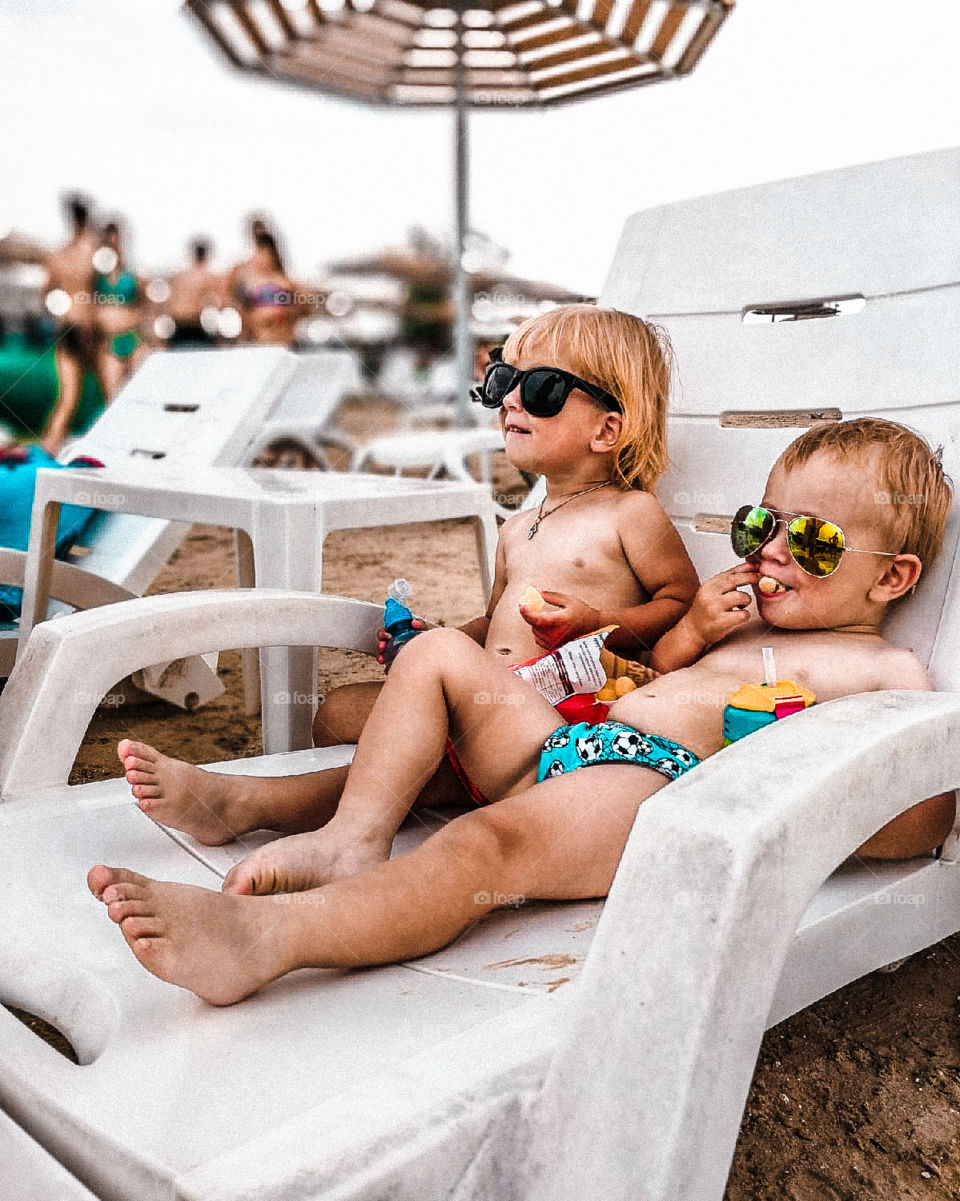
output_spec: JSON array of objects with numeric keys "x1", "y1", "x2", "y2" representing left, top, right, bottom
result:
[{"x1": 731, "y1": 504, "x2": 899, "y2": 578}]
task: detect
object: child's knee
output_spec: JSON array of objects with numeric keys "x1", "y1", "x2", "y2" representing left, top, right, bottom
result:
[
  {"x1": 439, "y1": 804, "x2": 526, "y2": 881},
  {"x1": 394, "y1": 626, "x2": 480, "y2": 675},
  {"x1": 312, "y1": 682, "x2": 377, "y2": 747}
]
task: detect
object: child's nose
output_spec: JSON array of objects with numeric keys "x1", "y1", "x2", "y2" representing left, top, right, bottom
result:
[
  {"x1": 760, "y1": 521, "x2": 791, "y2": 563},
  {"x1": 501, "y1": 386, "x2": 522, "y2": 411}
]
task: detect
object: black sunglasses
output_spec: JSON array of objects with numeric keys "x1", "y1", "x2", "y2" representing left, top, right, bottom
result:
[{"x1": 470, "y1": 347, "x2": 622, "y2": 418}]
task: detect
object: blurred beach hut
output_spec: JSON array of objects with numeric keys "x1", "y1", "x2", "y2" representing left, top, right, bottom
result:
[
  {"x1": 325, "y1": 233, "x2": 587, "y2": 353},
  {"x1": 186, "y1": 0, "x2": 734, "y2": 416},
  {"x1": 0, "y1": 230, "x2": 47, "y2": 268}
]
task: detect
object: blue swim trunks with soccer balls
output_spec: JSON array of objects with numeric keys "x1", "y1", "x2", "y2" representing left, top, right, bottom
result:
[{"x1": 537, "y1": 720, "x2": 700, "y2": 784}]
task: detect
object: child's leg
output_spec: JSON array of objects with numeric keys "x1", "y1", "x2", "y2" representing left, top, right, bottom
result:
[
  {"x1": 118, "y1": 683, "x2": 385, "y2": 844},
  {"x1": 119, "y1": 740, "x2": 351, "y2": 845},
  {"x1": 221, "y1": 627, "x2": 562, "y2": 895},
  {"x1": 90, "y1": 761, "x2": 667, "y2": 1005},
  {"x1": 119, "y1": 673, "x2": 478, "y2": 846},
  {"x1": 311, "y1": 680, "x2": 382, "y2": 747}
]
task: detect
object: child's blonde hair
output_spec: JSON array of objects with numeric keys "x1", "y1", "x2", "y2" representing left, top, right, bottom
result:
[
  {"x1": 502, "y1": 304, "x2": 672, "y2": 491},
  {"x1": 779, "y1": 417, "x2": 953, "y2": 573}
]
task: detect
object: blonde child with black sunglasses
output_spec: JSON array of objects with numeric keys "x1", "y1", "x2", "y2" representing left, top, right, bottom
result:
[{"x1": 113, "y1": 304, "x2": 699, "y2": 866}]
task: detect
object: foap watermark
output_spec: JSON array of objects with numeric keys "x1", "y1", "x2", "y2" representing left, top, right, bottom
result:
[
  {"x1": 273, "y1": 691, "x2": 325, "y2": 706},
  {"x1": 873, "y1": 891, "x2": 925, "y2": 906},
  {"x1": 492, "y1": 492, "x2": 526, "y2": 511},
  {"x1": 474, "y1": 690, "x2": 525, "y2": 706},
  {"x1": 673, "y1": 490, "x2": 725, "y2": 509},
  {"x1": 677, "y1": 889, "x2": 725, "y2": 908},
  {"x1": 272, "y1": 891, "x2": 325, "y2": 908},
  {"x1": 73, "y1": 688, "x2": 127, "y2": 708},
  {"x1": 72, "y1": 490, "x2": 126, "y2": 507},
  {"x1": 474, "y1": 890, "x2": 525, "y2": 908},
  {"x1": 472, "y1": 90, "x2": 523, "y2": 107},
  {"x1": 875, "y1": 490, "x2": 926, "y2": 507},
  {"x1": 672, "y1": 690, "x2": 725, "y2": 708}
]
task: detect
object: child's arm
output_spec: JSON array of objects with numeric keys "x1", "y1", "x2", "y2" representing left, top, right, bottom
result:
[
  {"x1": 521, "y1": 499, "x2": 699, "y2": 654},
  {"x1": 854, "y1": 655, "x2": 957, "y2": 858},
  {"x1": 457, "y1": 534, "x2": 508, "y2": 647},
  {"x1": 379, "y1": 539, "x2": 506, "y2": 663},
  {"x1": 649, "y1": 564, "x2": 759, "y2": 673}
]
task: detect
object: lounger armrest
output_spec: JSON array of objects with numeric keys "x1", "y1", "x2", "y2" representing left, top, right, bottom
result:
[
  {"x1": 525, "y1": 690, "x2": 960, "y2": 1201},
  {"x1": 0, "y1": 589, "x2": 382, "y2": 796},
  {"x1": 0, "y1": 547, "x2": 136, "y2": 610}
]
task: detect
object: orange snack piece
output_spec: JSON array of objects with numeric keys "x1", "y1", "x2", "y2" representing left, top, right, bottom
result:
[{"x1": 519, "y1": 586, "x2": 547, "y2": 611}]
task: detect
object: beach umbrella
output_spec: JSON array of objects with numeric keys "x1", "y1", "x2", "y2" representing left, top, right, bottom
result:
[
  {"x1": 187, "y1": 0, "x2": 734, "y2": 419},
  {"x1": 327, "y1": 243, "x2": 586, "y2": 299}
]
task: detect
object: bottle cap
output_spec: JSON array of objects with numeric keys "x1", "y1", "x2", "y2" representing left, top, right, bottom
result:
[{"x1": 388, "y1": 577, "x2": 412, "y2": 604}]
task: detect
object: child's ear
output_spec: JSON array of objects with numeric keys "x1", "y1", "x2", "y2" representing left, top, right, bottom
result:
[
  {"x1": 869, "y1": 553, "x2": 923, "y2": 603},
  {"x1": 590, "y1": 412, "x2": 622, "y2": 452}
]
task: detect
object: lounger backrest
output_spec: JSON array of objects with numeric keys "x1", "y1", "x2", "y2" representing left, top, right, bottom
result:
[
  {"x1": 265, "y1": 349, "x2": 363, "y2": 425},
  {"x1": 64, "y1": 347, "x2": 297, "y2": 593},
  {"x1": 598, "y1": 148, "x2": 960, "y2": 689}
]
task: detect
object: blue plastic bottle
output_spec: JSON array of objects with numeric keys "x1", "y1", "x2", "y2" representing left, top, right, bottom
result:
[{"x1": 382, "y1": 578, "x2": 421, "y2": 672}]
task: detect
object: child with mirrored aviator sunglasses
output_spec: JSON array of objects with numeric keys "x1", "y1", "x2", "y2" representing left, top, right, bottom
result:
[
  {"x1": 90, "y1": 418, "x2": 958, "y2": 1006},
  {"x1": 112, "y1": 305, "x2": 699, "y2": 866}
]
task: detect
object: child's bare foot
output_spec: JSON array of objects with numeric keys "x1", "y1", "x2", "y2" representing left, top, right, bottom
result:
[
  {"x1": 222, "y1": 826, "x2": 389, "y2": 895},
  {"x1": 88, "y1": 865, "x2": 296, "y2": 1005},
  {"x1": 118, "y1": 739, "x2": 253, "y2": 845}
]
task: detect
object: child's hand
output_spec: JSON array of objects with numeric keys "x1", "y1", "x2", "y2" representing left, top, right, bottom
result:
[
  {"x1": 519, "y1": 591, "x2": 601, "y2": 651},
  {"x1": 684, "y1": 565, "x2": 758, "y2": 650},
  {"x1": 377, "y1": 619, "x2": 428, "y2": 666}
]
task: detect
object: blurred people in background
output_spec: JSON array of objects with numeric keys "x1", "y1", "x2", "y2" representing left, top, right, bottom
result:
[
  {"x1": 166, "y1": 238, "x2": 220, "y2": 347},
  {"x1": 41, "y1": 193, "x2": 104, "y2": 454},
  {"x1": 474, "y1": 337, "x2": 499, "y2": 381},
  {"x1": 221, "y1": 214, "x2": 267, "y2": 315},
  {"x1": 93, "y1": 220, "x2": 146, "y2": 400},
  {"x1": 230, "y1": 228, "x2": 299, "y2": 346}
]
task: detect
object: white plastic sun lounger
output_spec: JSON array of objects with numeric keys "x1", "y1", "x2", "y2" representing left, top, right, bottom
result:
[
  {"x1": 0, "y1": 347, "x2": 299, "y2": 704},
  {"x1": 0, "y1": 148, "x2": 959, "y2": 1201},
  {"x1": 242, "y1": 348, "x2": 363, "y2": 469},
  {"x1": 355, "y1": 425, "x2": 512, "y2": 509}
]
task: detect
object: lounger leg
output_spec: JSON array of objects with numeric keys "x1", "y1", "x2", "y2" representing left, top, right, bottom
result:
[
  {"x1": 472, "y1": 503, "x2": 498, "y2": 598},
  {"x1": 234, "y1": 528, "x2": 260, "y2": 717},
  {"x1": 17, "y1": 497, "x2": 62, "y2": 660},
  {"x1": 250, "y1": 508, "x2": 321, "y2": 754}
]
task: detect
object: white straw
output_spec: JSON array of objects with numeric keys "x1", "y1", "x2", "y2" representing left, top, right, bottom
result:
[{"x1": 761, "y1": 646, "x2": 777, "y2": 686}]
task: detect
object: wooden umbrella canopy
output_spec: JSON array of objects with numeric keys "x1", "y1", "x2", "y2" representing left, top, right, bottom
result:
[
  {"x1": 188, "y1": 0, "x2": 732, "y2": 108},
  {"x1": 187, "y1": 0, "x2": 734, "y2": 414}
]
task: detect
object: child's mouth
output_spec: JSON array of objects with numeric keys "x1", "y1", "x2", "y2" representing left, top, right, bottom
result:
[{"x1": 758, "y1": 575, "x2": 790, "y2": 595}]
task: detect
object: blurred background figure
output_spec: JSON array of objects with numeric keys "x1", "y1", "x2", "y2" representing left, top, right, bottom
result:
[
  {"x1": 222, "y1": 213, "x2": 268, "y2": 305},
  {"x1": 474, "y1": 337, "x2": 499, "y2": 383},
  {"x1": 41, "y1": 193, "x2": 104, "y2": 453},
  {"x1": 230, "y1": 228, "x2": 299, "y2": 346},
  {"x1": 166, "y1": 237, "x2": 220, "y2": 347},
  {"x1": 93, "y1": 219, "x2": 146, "y2": 400}
]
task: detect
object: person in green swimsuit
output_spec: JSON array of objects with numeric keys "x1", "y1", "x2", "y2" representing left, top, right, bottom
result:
[{"x1": 93, "y1": 220, "x2": 146, "y2": 401}]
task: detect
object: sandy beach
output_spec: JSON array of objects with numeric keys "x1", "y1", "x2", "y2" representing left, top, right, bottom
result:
[{"x1": 59, "y1": 439, "x2": 959, "y2": 1200}]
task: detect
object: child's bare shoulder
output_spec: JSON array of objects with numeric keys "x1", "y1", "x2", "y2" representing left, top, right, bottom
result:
[
  {"x1": 608, "y1": 487, "x2": 673, "y2": 536},
  {"x1": 610, "y1": 487, "x2": 664, "y2": 514},
  {"x1": 871, "y1": 641, "x2": 933, "y2": 691}
]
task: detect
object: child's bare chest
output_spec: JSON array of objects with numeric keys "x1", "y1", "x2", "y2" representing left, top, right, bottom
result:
[
  {"x1": 691, "y1": 628, "x2": 882, "y2": 701},
  {"x1": 503, "y1": 508, "x2": 628, "y2": 588}
]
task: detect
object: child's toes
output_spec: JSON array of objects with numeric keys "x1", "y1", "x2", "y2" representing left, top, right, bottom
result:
[{"x1": 119, "y1": 915, "x2": 163, "y2": 941}]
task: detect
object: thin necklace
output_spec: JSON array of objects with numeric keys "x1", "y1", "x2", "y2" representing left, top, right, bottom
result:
[{"x1": 528, "y1": 482, "x2": 610, "y2": 539}]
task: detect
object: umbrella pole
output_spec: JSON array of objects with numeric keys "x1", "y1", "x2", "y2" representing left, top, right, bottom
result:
[{"x1": 453, "y1": 0, "x2": 471, "y2": 428}]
